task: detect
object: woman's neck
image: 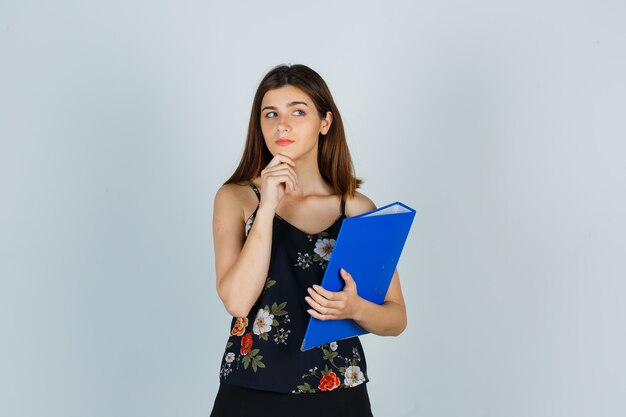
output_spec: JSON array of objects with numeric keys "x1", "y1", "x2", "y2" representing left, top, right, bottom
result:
[{"x1": 287, "y1": 157, "x2": 333, "y2": 198}]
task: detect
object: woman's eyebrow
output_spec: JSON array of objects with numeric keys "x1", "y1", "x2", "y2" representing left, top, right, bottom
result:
[{"x1": 261, "y1": 101, "x2": 308, "y2": 112}]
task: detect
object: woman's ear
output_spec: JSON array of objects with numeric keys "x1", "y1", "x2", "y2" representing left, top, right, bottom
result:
[{"x1": 321, "y1": 111, "x2": 333, "y2": 135}]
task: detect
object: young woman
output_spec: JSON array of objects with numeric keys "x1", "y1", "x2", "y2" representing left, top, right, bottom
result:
[{"x1": 210, "y1": 64, "x2": 407, "y2": 417}]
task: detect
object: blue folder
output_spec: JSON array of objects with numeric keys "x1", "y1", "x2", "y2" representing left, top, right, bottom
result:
[{"x1": 300, "y1": 201, "x2": 416, "y2": 351}]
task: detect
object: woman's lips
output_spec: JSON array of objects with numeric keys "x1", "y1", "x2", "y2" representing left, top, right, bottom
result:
[{"x1": 276, "y1": 138, "x2": 294, "y2": 146}]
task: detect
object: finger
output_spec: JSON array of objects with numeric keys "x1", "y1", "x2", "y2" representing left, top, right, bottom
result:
[
  {"x1": 307, "y1": 308, "x2": 332, "y2": 321},
  {"x1": 307, "y1": 287, "x2": 343, "y2": 308},
  {"x1": 266, "y1": 173, "x2": 297, "y2": 192},
  {"x1": 264, "y1": 166, "x2": 298, "y2": 188},
  {"x1": 274, "y1": 153, "x2": 296, "y2": 166},
  {"x1": 311, "y1": 284, "x2": 341, "y2": 300},
  {"x1": 263, "y1": 162, "x2": 296, "y2": 174},
  {"x1": 261, "y1": 164, "x2": 298, "y2": 185},
  {"x1": 339, "y1": 268, "x2": 352, "y2": 279},
  {"x1": 265, "y1": 155, "x2": 288, "y2": 169},
  {"x1": 270, "y1": 164, "x2": 298, "y2": 184},
  {"x1": 339, "y1": 269, "x2": 357, "y2": 289},
  {"x1": 267, "y1": 154, "x2": 295, "y2": 168},
  {"x1": 261, "y1": 163, "x2": 295, "y2": 179},
  {"x1": 304, "y1": 295, "x2": 337, "y2": 316}
]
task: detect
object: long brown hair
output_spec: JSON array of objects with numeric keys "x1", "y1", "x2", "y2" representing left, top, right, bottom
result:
[{"x1": 225, "y1": 64, "x2": 362, "y2": 197}]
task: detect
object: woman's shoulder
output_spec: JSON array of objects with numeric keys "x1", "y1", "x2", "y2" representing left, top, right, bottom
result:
[
  {"x1": 214, "y1": 181, "x2": 258, "y2": 221},
  {"x1": 344, "y1": 190, "x2": 376, "y2": 217},
  {"x1": 215, "y1": 181, "x2": 249, "y2": 201}
]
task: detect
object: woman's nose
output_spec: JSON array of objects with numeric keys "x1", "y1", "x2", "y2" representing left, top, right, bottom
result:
[{"x1": 277, "y1": 115, "x2": 290, "y2": 132}]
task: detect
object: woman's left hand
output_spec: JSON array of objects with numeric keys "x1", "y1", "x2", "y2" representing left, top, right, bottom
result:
[{"x1": 305, "y1": 268, "x2": 362, "y2": 320}]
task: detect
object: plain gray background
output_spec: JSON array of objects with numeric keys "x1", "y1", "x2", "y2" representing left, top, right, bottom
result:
[{"x1": 1, "y1": 1, "x2": 625, "y2": 416}]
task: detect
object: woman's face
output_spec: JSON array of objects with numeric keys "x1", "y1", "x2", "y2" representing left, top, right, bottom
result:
[{"x1": 259, "y1": 85, "x2": 332, "y2": 162}]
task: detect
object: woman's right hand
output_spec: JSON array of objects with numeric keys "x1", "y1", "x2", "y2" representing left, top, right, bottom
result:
[{"x1": 258, "y1": 154, "x2": 298, "y2": 212}]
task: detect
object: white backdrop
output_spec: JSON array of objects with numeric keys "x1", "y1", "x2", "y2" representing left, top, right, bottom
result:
[{"x1": 2, "y1": 1, "x2": 625, "y2": 416}]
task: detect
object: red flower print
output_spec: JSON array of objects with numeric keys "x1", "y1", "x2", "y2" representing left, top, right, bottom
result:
[
  {"x1": 240, "y1": 333, "x2": 253, "y2": 355},
  {"x1": 318, "y1": 371, "x2": 341, "y2": 391},
  {"x1": 231, "y1": 317, "x2": 248, "y2": 336}
]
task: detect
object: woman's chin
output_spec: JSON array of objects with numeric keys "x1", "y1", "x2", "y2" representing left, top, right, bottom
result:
[{"x1": 271, "y1": 149, "x2": 296, "y2": 159}]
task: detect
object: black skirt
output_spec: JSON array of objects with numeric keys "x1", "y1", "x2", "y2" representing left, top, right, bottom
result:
[{"x1": 209, "y1": 383, "x2": 374, "y2": 417}]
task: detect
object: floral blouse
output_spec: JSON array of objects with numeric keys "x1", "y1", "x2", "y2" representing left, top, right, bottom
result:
[{"x1": 217, "y1": 182, "x2": 369, "y2": 394}]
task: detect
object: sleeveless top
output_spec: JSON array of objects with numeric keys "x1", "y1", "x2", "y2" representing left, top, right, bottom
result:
[{"x1": 217, "y1": 182, "x2": 369, "y2": 394}]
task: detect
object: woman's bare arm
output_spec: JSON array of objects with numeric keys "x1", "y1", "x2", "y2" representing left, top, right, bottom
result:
[
  {"x1": 213, "y1": 184, "x2": 274, "y2": 318},
  {"x1": 350, "y1": 269, "x2": 407, "y2": 336},
  {"x1": 214, "y1": 154, "x2": 298, "y2": 318}
]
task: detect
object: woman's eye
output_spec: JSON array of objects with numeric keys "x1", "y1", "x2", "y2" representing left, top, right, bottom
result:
[
  {"x1": 265, "y1": 111, "x2": 277, "y2": 118},
  {"x1": 293, "y1": 109, "x2": 305, "y2": 116}
]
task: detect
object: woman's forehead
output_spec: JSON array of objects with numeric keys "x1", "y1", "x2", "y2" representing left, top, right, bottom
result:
[{"x1": 261, "y1": 85, "x2": 312, "y2": 106}]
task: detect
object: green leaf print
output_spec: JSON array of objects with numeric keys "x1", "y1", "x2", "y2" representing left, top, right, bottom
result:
[
  {"x1": 242, "y1": 348, "x2": 261, "y2": 371},
  {"x1": 296, "y1": 382, "x2": 316, "y2": 394},
  {"x1": 271, "y1": 301, "x2": 288, "y2": 316},
  {"x1": 322, "y1": 348, "x2": 339, "y2": 365},
  {"x1": 251, "y1": 355, "x2": 265, "y2": 373}
]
